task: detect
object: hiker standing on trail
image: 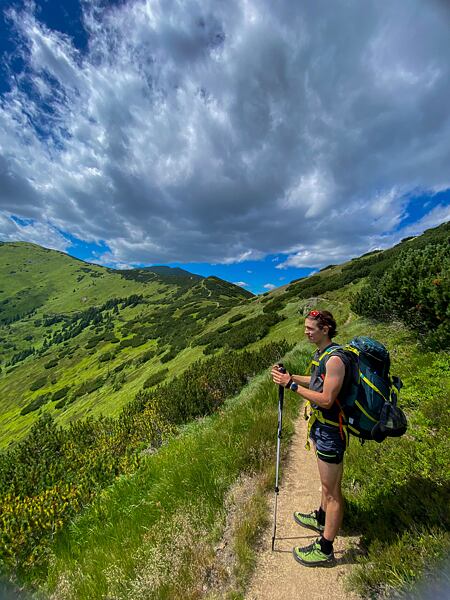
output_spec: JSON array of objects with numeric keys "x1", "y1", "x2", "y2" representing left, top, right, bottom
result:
[{"x1": 271, "y1": 309, "x2": 351, "y2": 567}]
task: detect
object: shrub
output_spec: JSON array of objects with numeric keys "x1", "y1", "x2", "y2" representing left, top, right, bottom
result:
[
  {"x1": 143, "y1": 368, "x2": 169, "y2": 389},
  {"x1": 30, "y1": 376, "x2": 47, "y2": 391},
  {"x1": 119, "y1": 335, "x2": 146, "y2": 349},
  {"x1": 0, "y1": 340, "x2": 291, "y2": 577},
  {"x1": 229, "y1": 313, "x2": 245, "y2": 323},
  {"x1": 85, "y1": 338, "x2": 100, "y2": 349},
  {"x1": 352, "y1": 242, "x2": 450, "y2": 349},
  {"x1": 44, "y1": 359, "x2": 58, "y2": 369},
  {"x1": 20, "y1": 394, "x2": 51, "y2": 416},
  {"x1": 72, "y1": 377, "x2": 104, "y2": 398},
  {"x1": 104, "y1": 332, "x2": 119, "y2": 343},
  {"x1": 160, "y1": 347, "x2": 178, "y2": 363},
  {"x1": 52, "y1": 386, "x2": 71, "y2": 403},
  {"x1": 134, "y1": 349, "x2": 156, "y2": 366},
  {"x1": 195, "y1": 312, "x2": 284, "y2": 354},
  {"x1": 142, "y1": 340, "x2": 293, "y2": 425}
]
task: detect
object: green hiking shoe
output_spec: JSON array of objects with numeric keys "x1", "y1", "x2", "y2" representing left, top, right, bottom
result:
[
  {"x1": 293, "y1": 510, "x2": 325, "y2": 534},
  {"x1": 293, "y1": 539, "x2": 335, "y2": 567}
]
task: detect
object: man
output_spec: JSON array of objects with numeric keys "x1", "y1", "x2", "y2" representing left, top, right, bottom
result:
[{"x1": 271, "y1": 309, "x2": 350, "y2": 567}]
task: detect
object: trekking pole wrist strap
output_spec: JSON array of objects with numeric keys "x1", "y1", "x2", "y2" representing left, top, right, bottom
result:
[{"x1": 285, "y1": 377, "x2": 293, "y2": 389}]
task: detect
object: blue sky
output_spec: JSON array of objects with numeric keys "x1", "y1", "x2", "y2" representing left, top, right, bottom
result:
[{"x1": 1, "y1": 0, "x2": 449, "y2": 294}]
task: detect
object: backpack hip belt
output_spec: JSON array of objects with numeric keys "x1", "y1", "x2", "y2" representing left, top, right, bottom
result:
[{"x1": 304, "y1": 400, "x2": 349, "y2": 451}]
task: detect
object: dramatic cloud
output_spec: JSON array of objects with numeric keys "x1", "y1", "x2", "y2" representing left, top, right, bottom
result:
[
  {"x1": 0, "y1": 0, "x2": 449, "y2": 267},
  {"x1": 0, "y1": 213, "x2": 70, "y2": 251}
]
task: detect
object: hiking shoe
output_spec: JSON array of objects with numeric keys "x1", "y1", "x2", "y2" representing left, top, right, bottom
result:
[
  {"x1": 293, "y1": 540, "x2": 335, "y2": 567},
  {"x1": 293, "y1": 510, "x2": 325, "y2": 534}
]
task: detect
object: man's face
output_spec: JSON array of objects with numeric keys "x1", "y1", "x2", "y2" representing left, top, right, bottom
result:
[{"x1": 304, "y1": 317, "x2": 328, "y2": 345}]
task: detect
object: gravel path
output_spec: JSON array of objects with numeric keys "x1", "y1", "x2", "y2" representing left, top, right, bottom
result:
[{"x1": 245, "y1": 407, "x2": 360, "y2": 600}]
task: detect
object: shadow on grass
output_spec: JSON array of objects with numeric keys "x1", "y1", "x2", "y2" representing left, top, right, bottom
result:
[
  {"x1": 334, "y1": 543, "x2": 366, "y2": 566},
  {"x1": 344, "y1": 476, "x2": 450, "y2": 547}
]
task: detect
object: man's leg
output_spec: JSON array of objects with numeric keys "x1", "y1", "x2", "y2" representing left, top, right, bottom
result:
[
  {"x1": 293, "y1": 440, "x2": 344, "y2": 565},
  {"x1": 316, "y1": 457, "x2": 344, "y2": 541}
]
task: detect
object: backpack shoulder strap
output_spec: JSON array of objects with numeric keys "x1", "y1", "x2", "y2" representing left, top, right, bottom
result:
[{"x1": 317, "y1": 345, "x2": 344, "y2": 375}]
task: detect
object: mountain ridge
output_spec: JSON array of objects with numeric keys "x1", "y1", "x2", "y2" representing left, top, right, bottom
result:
[{"x1": 0, "y1": 221, "x2": 447, "y2": 448}]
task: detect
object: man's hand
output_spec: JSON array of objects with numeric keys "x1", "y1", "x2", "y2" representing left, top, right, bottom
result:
[{"x1": 271, "y1": 365, "x2": 291, "y2": 387}]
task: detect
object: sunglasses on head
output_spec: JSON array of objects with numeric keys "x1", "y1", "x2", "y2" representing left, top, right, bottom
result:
[{"x1": 308, "y1": 310, "x2": 321, "y2": 318}]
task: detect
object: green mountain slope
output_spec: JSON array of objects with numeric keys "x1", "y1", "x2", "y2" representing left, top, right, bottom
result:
[
  {"x1": 0, "y1": 243, "x2": 252, "y2": 447},
  {"x1": 1, "y1": 222, "x2": 448, "y2": 448},
  {"x1": 0, "y1": 223, "x2": 448, "y2": 598}
]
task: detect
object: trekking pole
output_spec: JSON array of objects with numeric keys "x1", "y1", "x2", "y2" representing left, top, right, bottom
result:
[{"x1": 272, "y1": 363, "x2": 286, "y2": 551}]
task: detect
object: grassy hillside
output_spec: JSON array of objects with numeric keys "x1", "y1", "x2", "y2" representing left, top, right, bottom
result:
[
  {"x1": 0, "y1": 223, "x2": 448, "y2": 598},
  {"x1": 27, "y1": 309, "x2": 448, "y2": 600},
  {"x1": 0, "y1": 243, "x2": 253, "y2": 447},
  {"x1": 2, "y1": 223, "x2": 447, "y2": 448}
]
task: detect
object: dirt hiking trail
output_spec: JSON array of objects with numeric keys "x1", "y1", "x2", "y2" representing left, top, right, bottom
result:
[{"x1": 246, "y1": 407, "x2": 360, "y2": 600}]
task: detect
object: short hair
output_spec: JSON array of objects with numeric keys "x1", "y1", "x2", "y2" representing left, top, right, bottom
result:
[{"x1": 306, "y1": 309, "x2": 338, "y2": 338}]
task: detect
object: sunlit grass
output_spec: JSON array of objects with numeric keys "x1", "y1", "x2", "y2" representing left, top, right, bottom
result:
[{"x1": 45, "y1": 350, "x2": 308, "y2": 599}]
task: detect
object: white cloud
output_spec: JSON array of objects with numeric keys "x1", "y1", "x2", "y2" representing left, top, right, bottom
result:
[
  {"x1": 0, "y1": 212, "x2": 71, "y2": 252},
  {"x1": 263, "y1": 283, "x2": 276, "y2": 290},
  {"x1": 396, "y1": 203, "x2": 450, "y2": 239},
  {"x1": 0, "y1": 0, "x2": 449, "y2": 266},
  {"x1": 234, "y1": 281, "x2": 249, "y2": 287}
]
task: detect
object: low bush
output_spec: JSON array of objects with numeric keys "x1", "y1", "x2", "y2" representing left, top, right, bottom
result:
[
  {"x1": 352, "y1": 241, "x2": 449, "y2": 349},
  {"x1": 52, "y1": 386, "x2": 71, "y2": 403},
  {"x1": 29, "y1": 376, "x2": 47, "y2": 391},
  {"x1": 0, "y1": 341, "x2": 291, "y2": 578},
  {"x1": 45, "y1": 347, "x2": 306, "y2": 599},
  {"x1": 160, "y1": 347, "x2": 178, "y2": 363},
  {"x1": 44, "y1": 359, "x2": 58, "y2": 369},
  {"x1": 134, "y1": 349, "x2": 156, "y2": 366},
  {"x1": 72, "y1": 377, "x2": 104, "y2": 398},
  {"x1": 229, "y1": 313, "x2": 245, "y2": 323},
  {"x1": 195, "y1": 313, "x2": 284, "y2": 354},
  {"x1": 20, "y1": 394, "x2": 51, "y2": 416},
  {"x1": 119, "y1": 335, "x2": 146, "y2": 349},
  {"x1": 103, "y1": 331, "x2": 119, "y2": 343},
  {"x1": 143, "y1": 368, "x2": 169, "y2": 389}
]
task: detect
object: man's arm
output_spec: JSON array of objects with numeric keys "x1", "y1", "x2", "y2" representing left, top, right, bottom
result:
[
  {"x1": 271, "y1": 357, "x2": 345, "y2": 409},
  {"x1": 292, "y1": 374, "x2": 311, "y2": 387},
  {"x1": 271, "y1": 366, "x2": 310, "y2": 387}
]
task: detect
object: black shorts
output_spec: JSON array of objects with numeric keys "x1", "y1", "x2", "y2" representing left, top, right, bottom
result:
[{"x1": 310, "y1": 421, "x2": 346, "y2": 464}]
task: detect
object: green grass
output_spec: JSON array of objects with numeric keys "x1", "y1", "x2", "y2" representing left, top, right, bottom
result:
[
  {"x1": 341, "y1": 329, "x2": 450, "y2": 598},
  {"x1": 44, "y1": 350, "x2": 308, "y2": 599},
  {"x1": 0, "y1": 243, "x2": 253, "y2": 447},
  {"x1": 37, "y1": 315, "x2": 449, "y2": 600},
  {"x1": 1, "y1": 228, "x2": 449, "y2": 598}
]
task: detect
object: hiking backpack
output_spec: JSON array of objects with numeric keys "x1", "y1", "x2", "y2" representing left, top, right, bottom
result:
[{"x1": 319, "y1": 336, "x2": 407, "y2": 443}]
